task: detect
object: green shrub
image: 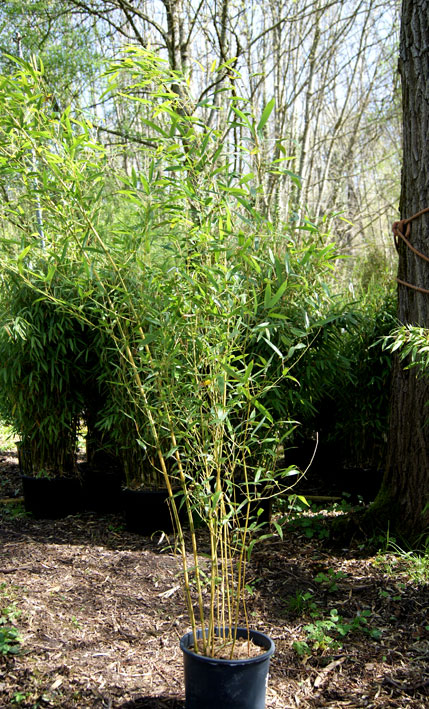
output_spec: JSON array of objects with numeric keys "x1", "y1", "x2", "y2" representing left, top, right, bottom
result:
[{"x1": 289, "y1": 283, "x2": 397, "y2": 472}]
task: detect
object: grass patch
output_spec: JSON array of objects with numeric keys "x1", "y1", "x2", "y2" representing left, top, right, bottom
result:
[{"x1": 374, "y1": 532, "x2": 429, "y2": 584}]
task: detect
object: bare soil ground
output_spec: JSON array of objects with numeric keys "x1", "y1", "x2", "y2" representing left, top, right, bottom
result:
[{"x1": 1, "y1": 449, "x2": 428, "y2": 708}]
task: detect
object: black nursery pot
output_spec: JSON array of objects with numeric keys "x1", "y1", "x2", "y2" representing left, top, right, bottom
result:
[
  {"x1": 180, "y1": 627, "x2": 275, "y2": 709},
  {"x1": 81, "y1": 464, "x2": 124, "y2": 513},
  {"x1": 122, "y1": 488, "x2": 175, "y2": 535},
  {"x1": 21, "y1": 475, "x2": 83, "y2": 519}
]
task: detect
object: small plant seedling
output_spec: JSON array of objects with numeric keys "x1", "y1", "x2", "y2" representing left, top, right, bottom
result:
[
  {"x1": 334, "y1": 608, "x2": 381, "y2": 639},
  {"x1": 244, "y1": 576, "x2": 262, "y2": 596},
  {"x1": 286, "y1": 590, "x2": 318, "y2": 616},
  {"x1": 293, "y1": 608, "x2": 381, "y2": 657},
  {"x1": 303, "y1": 612, "x2": 342, "y2": 652},
  {"x1": 292, "y1": 639, "x2": 311, "y2": 657},
  {"x1": 0, "y1": 587, "x2": 23, "y2": 656},
  {"x1": 1, "y1": 501, "x2": 29, "y2": 520},
  {"x1": 71, "y1": 616, "x2": 81, "y2": 629},
  {"x1": 290, "y1": 514, "x2": 330, "y2": 540},
  {"x1": 12, "y1": 691, "x2": 30, "y2": 704},
  {"x1": 314, "y1": 568, "x2": 348, "y2": 592},
  {"x1": 378, "y1": 588, "x2": 402, "y2": 602},
  {"x1": 107, "y1": 522, "x2": 125, "y2": 533},
  {"x1": 1, "y1": 603, "x2": 21, "y2": 624},
  {"x1": 0, "y1": 625, "x2": 21, "y2": 655}
]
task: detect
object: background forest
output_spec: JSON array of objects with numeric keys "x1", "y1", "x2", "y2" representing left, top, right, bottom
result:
[{"x1": 0, "y1": 0, "x2": 400, "y2": 263}]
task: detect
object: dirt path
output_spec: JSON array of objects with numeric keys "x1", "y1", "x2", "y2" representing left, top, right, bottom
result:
[{"x1": 1, "y1": 451, "x2": 428, "y2": 708}]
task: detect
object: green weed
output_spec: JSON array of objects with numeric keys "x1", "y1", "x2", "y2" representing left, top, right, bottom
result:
[
  {"x1": 1, "y1": 501, "x2": 28, "y2": 520},
  {"x1": 288, "y1": 513, "x2": 330, "y2": 540},
  {"x1": 12, "y1": 692, "x2": 30, "y2": 704},
  {"x1": 286, "y1": 590, "x2": 318, "y2": 616},
  {"x1": 0, "y1": 584, "x2": 22, "y2": 655},
  {"x1": 314, "y1": 568, "x2": 348, "y2": 592},
  {"x1": 12, "y1": 692, "x2": 29, "y2": 704},
  {"x1": 293, "y1": 608, "x2": 381, "y2": 656},
  {"x1": 0, "y1": 625, "x2": 20, "y2": 655},
  {"x1": 302, "y1": 612, "x2": 343, "y2": 652}
]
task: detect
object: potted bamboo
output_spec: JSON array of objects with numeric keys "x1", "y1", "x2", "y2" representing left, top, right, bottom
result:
[
  {"x1": 0, "y1": 50, "x2": 336, "y2": 706},
  {"x1": 0, "y1": 277, "x2": 85, "y2": 518},
  {"x1": 90, "y1": 54, "x2": 294, "y2": 704}
]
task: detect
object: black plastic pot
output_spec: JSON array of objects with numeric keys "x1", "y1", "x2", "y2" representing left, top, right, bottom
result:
[
  {"x1": 21, "y1": 475, "x2": 83, "y2": 519},
  {"x1": 122, "y1": 488, "x2": 176, "y2": 535},
  {"x1": 180, "y1": 627, "x2": 275, "y2": 709},
  {"x1": 81, "y1": 464, "x2": 124, "y2": 513}
]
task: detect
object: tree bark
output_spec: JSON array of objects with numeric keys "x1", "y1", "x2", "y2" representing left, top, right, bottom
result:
[{"x1": 370, "y1": 0, "x2": 429, "y2": 540}]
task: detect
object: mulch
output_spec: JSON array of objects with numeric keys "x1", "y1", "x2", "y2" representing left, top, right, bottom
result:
[{"x1": 0, "y1": 450, "x2": 428, "y2": 708}]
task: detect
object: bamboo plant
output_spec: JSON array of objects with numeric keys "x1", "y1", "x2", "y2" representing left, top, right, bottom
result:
[
  {"x1": 0, "y1": 275, "x2": 85, "y2": 477},
  {"x1": 0, "y1": 49, "x2": 338, "y2": 655}
]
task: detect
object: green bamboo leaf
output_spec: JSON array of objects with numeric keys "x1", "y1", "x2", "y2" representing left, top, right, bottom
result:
[
  {"x1": 219, "y1": 185, "x2": 247, "y2": 196},
  {"x1": 140, "y1": 175, "x2": 150, "y2": 195},
  {"x1": 267, "y1": 312, "x2": 288, "y2": 319},
  {"x1": 239, "y1": 173, "x2": 255, "y2": 184},
  {"x1": 220, "y1": 363, "x2": 243, "y2": 382},
  {"x1": 230, "y1": 105, "x2": 252, "y2": 128},
  {"x1": 140, "y1": 118, "x2": 169, "y2": 137},
  {"x1": 263, "y1": 282, "x2": 272, "y2": 309},
  {"x1": 283, "y1": 169, "x2": 301, "y2": 188},
  {"x1": 17, "y1": 245, "x2": 32, "y2": 264},
  {"x1": 257, "y1": 98, "x2": 275, "y2": 136},
  {"x1": 268, "y1": 279, "x2": 288, "y2": 307},
  {"x1": 243, "y1": 360, "x2": 254, "y2": 383},
  {"x1": 211, "y1": 491, "x2": 222, "y2": 508},
  {"x1": 45, "y1": 265, "x2": 56, "y2": 284},
  {"x1": 286, "y1": 342, "x2": 306, "y2": 359},
  {"x1": 273, "y1": 520, "x2": 283, "y2": 539},
  {"x1": 253, "y1": 398, "x2": 273, "y2": 423},
  {"x1": 262, "y1": 337, "x2": 283, "y2": 359},
  {"x1": 116, "y1": 190, "x2": 142, "y2": 205}
]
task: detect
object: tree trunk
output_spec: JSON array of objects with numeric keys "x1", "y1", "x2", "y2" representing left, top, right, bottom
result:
[{"x1": 370, "y1": 0, "x2": 429, "y2": 540}]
